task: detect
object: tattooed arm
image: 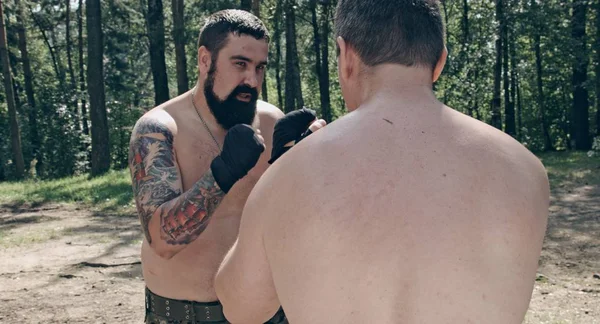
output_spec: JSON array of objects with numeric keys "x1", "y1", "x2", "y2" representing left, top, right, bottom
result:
[{"x1": 128, "y1": 116, "x2": 226, "y2": 259}]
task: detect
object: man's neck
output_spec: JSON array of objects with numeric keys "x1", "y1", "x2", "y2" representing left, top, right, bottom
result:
[{"x1": 356, "y1": 64, "x2": 437, "y2": 110}]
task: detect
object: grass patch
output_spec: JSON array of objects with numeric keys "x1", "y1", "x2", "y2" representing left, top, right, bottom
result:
[
  {"x1": 538, "y1": 151, "x2": 600, "y2": 189},
  {"x1": 0, "y1": 152, "x2": 598, "y2": 212},
  {"x1": 0, "y1": 169, "x2": 134, "y2": 212}
]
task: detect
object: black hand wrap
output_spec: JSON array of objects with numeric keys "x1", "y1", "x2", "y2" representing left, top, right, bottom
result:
[
  {"x1": 268, "y1": 108, "x2": 317, "y2": 164},
  {"x1": 210, "y1": 124, "x2": 265, "y2": 193}
]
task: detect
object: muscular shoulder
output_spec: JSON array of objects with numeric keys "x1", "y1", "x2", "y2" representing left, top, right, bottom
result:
[
  {"x1": 255, "y1": 100, "x2": 284, "y2": 132},
  {"x1": 130, "y1": 109, "x2": 178, "y2": 143}
]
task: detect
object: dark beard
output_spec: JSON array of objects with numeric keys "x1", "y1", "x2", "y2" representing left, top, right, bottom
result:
[{"x1": 204, "y1": 67, "x2": 258, "y2": 130}]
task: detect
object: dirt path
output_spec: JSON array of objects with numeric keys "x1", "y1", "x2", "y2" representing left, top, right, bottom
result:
[
  {"x1": 0, "y1": 205, "x2": 144, "y2": 323},
  {"x1": 0, "y1": 183, "x2": 599, "y2": 323}
]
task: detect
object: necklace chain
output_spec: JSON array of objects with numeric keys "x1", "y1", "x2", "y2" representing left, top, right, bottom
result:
[{"x1": 191, "y1": 87, "x2": 221, "y2": 151}]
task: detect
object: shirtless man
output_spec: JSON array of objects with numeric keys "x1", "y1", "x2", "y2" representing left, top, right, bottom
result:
[
  {"x1": 214, "y1": 1, "x2": 550, "y2": 323},
  {"x1": 128, "y1": 10, "x2": 307, "y2": 324}
]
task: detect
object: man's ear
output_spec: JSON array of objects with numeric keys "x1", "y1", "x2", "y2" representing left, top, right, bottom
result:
[
  {"x1": 336, "y1": 36, "x2": 355, "y2": 84},
  {"x1": 198, "y1": 46, "x2": 212, "y2": 75},
  {"x1": 433, "y1": 46, "x2": 448, "y2": 83}
]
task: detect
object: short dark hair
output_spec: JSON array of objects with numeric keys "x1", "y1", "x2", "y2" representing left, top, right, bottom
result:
[
  {"x1": 334, "y1": 0, "x2": 445, "y2": 69},
  {"x1": 197, "y1": 9, "x2": 270, "y2": 60}
]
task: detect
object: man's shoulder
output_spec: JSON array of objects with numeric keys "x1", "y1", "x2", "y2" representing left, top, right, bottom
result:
[
  {"x1": 257, "y1": 100, "x2": 284, "y2": 120},
  {"x1": 131, "y1": 109, "x2": 178, "y2": 142},
  {"x1": 255, "y1": 100, "x2": 284, "y2": 132}
]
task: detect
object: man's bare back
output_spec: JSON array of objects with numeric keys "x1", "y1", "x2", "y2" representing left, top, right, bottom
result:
[
  {"x1": 257, "y1": 90, "x2": 549, "y2": 323},
  {"x1": 136, "y1": 93, "x2": 280, "y2": 301},
  {"x1": 214, "y1": 2, "x2": 549, "y2": 323}
]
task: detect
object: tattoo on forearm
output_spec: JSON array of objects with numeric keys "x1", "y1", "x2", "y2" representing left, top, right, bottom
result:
[
  {"x1": 129, "y1": 118, "x2": 226, "y2": 246},
  {"x1": 160, "y1": 171, "x2": 225, "y2": 245}
]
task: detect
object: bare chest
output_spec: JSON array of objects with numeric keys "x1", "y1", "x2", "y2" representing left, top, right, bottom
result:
[{"x1": 173, "y1": 132, "x2": 221, "y2": 191}]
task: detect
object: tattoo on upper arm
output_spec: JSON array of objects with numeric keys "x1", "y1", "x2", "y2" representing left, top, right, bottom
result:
[
  {"x1": 129, "y1": 119, "x2": 182, "y2": 243},
  {"x1": 129, "y1": 118, "x2": 227, "y2": 246},
  {"x1": 160, "y1": 170, "x2": 225, "y2": 245}
]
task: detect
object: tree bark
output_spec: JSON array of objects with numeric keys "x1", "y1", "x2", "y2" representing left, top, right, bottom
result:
[
  {"x1": 172, "y1": 0, "x2": 188, "y2": 95},
  {"x1": 595, "y1": 0, "x2": 600, "y2": 136},
  {"x1": 241, "y1": 0, "x2": 252, "y2": 11},
  {"x1": 147, "y1": 0, "x2": 170, "y2": 106},
  {"x1": 78, "y1": 0, "x2": 88, "y2": 136},
  {"x1": 15, "y1": 0, "x2": 39, "y2": 163},
  {"x1": 319, "y1": 1, "x2": 331, "y2": 122},
  {"x1": 510, "y1": 32, "x2": 517, "y2": 140},
  {"x1": 274, "y1": 0, "x2": 283, "y2": 108},
  {"x1": 571, "y1": 0, "x2": 590, "y2": 150},
  {"x1": 249, "y1": 0, "x2": 267, "y2": 102},
  {"x1": 66, "y1": 0, "x2": 76, "y2": 89},
  {"x1": 516, "y1": 75, "x2": 523, "y2": 142},
  {"x1": 531, "y1": 0, "x2": 553, "y2": 150},
  {"x1": 284, "y1": 0, "x2": 303, "y2": 112},
  {"x1": 491, "y1": 0, "x2": 503, "y2": 130},
  {"x1": 310, "y1": 0, "x2": 322, "y2": 91},
  {"x1": 0, "y1": 0, "x2": 25, "y2": 178},
  {"x1": 86, "y1": 0, "x2": 111, "y2": 176},
  {"x1": 502, "y1": 9, "x2": 515, "y2": 137},
  {"x1": 29, "y1": 6, "x2": 65, "y2": 91}
]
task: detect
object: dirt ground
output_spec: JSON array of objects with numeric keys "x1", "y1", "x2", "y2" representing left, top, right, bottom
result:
[{"x1": 1, "y1": 182, "x2": 599, "y2": 323}]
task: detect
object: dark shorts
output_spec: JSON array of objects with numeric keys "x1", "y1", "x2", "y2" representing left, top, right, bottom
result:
[{"x1": 145, "y1": 287, "x2": 288, "y2": 324}]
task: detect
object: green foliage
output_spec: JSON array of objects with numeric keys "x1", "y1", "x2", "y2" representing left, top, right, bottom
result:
[
  {"x1": 0, "y1": 0, "x2": 599, "y2": 180},
  {"x1": 0, "y1": 169, "x2": 134, "y2": 212}
]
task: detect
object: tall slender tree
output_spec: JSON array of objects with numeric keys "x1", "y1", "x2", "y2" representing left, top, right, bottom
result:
[
  {"x1": 0, "y1": 0, "x2": 25, "y2": 178},
  {"x1": 491, "y1": 0, "x2": 503, "y2": 129},
  {"x1": 86, "y1": 0, "x2": 110, "y2": 175},
  {"x1": 319, "y1": 0, "x2": 332, "y2": 122},
  {"x1": 147, "y1": 0, "x2": 170, "y2": 105},
  {"x1": 284, "y1": 0, "x2": 303, "y2": 112},
  {"x1": 172, "y1": 0, "x2": 188, "y2": 95},
  {"x1": 571, "y1": 0, "x2": 590, "y2": 150},
  {"x1": 531, "y1": 0, "x2": 553, "y2": 150},
  {"x1": 595, "y1": 0, "x2": 600, "y2": 136},
  {"x1": 15, "y1": 0, "x2": 39, "y2": 163},
  {"x1": 78, "y1": 0, "x2": 88, "y2": 136},
  {"x1": 273, "y1": 0, "x2": 283, "y2": 108}
]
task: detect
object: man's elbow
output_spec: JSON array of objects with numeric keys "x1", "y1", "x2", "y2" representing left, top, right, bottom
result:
[
  {"x1": 148, "y1": 240, "x2": 178, "y2": 260},
  {"x1": 216, "y1": 281, "x2": 277, "y2": 323},
  {"x1": 222, "y1": 303, "x2": 274, "y2": 324}
]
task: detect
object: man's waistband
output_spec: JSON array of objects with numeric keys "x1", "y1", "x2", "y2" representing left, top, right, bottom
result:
[{"x1": 145, "y1": 287, "x2": 227, "y2": 323}]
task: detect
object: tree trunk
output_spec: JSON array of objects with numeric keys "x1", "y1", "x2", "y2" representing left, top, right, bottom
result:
[
  {"x1": 172, "y1": 0, "x2": 188, "y2": 95},
  {"x1": 531, "y1": 0, "x2": 553, "y2": 150},
  {"x1": 274, "y1": 0, "x2": 283, "y2": 108},
  {"x1": 0, "y1": 0, "x2": 25, "y2": 178},
  {"x1": 66, "y1": 0, "x2": 76, "y2": 89},
  {"x1": 147, "y1": 0, "x2": 170, "y2": 106},
  {"x1": 491, "y1": 0, "x2": 503, "y2": 130},
  {"x1": 241, "y1": 0, "x2": 252, "y2": 11},
  {"x1": 86, "y1": 0, "x2": 110, "y2": 176},
  {"x1": 284, "y1": 0, "x2": 303, "y2": 112},
  {"x1": 502, "y1": 9, "x2": 515, "y2": 137},
  {"x1": 462, "y1": 0, "x2": 469, "y2": 46},
  {"x1": 510, "y1": 32, "x2": 517, "y2": 140},
  {"x1": 15, "y1": 0, "x2": 39, "y2": 163},
  {"x1": 249, "y1": 0, "x2": 267, "y2": 102},
  {"x1": 29, "y1": 6, "x2": 65, "y2": 91},
  {"x1": 516, "y1": 75, "x2": 523, "y2": 142},
  {"x1": 78, "y1": 0, "x2": 88, "y2": 136},
  {"x1": 319, "y1": 1, "x2": 331, "y2": 122},
  {"x1": 310, "y1": 0, "x2": 322, "y2": 92},
  {"x1": 252, "y1": 0, "x2": 260, "y2": 17},
  {"x1": 596, "y1": 0, "x2": 600, "y2": 136},
  {"x1": 571, "y1": 0, "x2": 590, "y2": 150}
]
